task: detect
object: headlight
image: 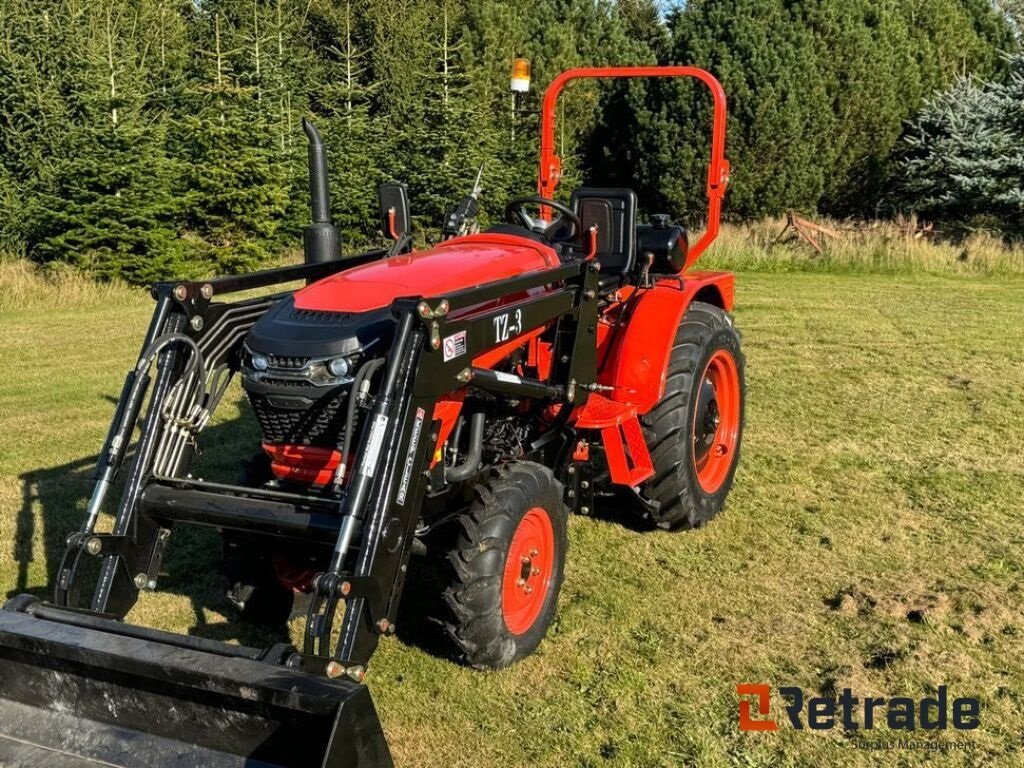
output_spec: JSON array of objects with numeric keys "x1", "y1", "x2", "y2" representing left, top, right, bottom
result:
[
  {"x1": 251, "y1": 353, "x2": 269, "y2": 372},
  {"x1": 328, "y1": 356, "x2": 351, "y2": 378}
]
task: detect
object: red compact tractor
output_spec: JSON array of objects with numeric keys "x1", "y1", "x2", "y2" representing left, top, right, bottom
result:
[{"x1": 0, "y1": 67, "x2": 743, "y2": 766}]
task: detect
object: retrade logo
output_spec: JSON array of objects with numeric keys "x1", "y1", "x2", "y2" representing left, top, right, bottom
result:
[
  {"x1": 736, "y1": 684, "x2": 778, "y2": 731},
  {"x1": 737, "y1": 685, "x2": 980, "y2": 732}
]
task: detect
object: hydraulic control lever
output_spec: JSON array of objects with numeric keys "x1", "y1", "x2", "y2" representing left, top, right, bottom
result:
[{"x1": 441, "y1": 166, "x2": 484, "y2": 240}]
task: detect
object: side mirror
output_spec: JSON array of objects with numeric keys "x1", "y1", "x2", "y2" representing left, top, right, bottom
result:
[{"x1": 378, "y1": 183, "x2": 411, "y2": 241}]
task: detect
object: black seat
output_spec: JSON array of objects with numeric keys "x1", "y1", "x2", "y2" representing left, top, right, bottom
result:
[{"x1": 570, "y1": 187, "x2": 638, "y2": 275}]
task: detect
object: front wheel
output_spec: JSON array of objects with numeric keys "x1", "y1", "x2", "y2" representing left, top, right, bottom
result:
[
  {"x1": 631, "y1": 301, "x2": 745, "y2": 530},
  {"x1": 442, "y1": 462, "x2": 569, "y2": 669}
]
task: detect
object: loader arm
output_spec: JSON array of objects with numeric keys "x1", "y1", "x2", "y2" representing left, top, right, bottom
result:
[
  {"x1": 537, "y1": 66, "x2": 730, "y2": 271},
  {"x1": 303, "y1": 258, "x2": 602, "y2": 673}
]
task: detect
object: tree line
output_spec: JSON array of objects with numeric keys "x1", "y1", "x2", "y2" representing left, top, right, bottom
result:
[{"x1": 0, "y1": 0, "x2": 1017, "y2": 283}]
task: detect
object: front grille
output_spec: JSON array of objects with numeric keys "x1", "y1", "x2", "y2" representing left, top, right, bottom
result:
[
  {"x1": 289, "y1": 307, "x2": 354, "y2": 324},
  {"x1": 245, "y1": 382, "x2": 349, "y2": 447},
  {"x1": 266, "y1": 354, "x2": 310, "y2": 370}
]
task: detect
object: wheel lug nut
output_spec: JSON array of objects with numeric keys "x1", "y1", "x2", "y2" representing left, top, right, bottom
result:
[
  {"x1": 517, "y1": 578, "x2": 526, "y2": 587},
  {"x1": 524, "y1": 585, "x2": 533, "y2": 595},
  {"x1": 529, "y1": 548, "x2": 539, "y2": 558},
  {"x1": 531, "y1": 567, "x2": 540, "y2": 576},
  {"x1": 521, "y1": 556, "x2": 530, "y2": 565}
]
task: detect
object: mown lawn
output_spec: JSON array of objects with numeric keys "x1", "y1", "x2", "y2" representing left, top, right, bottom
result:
[{"x1": 1, "y1": 270, "x2": 1022, "y2": 767}]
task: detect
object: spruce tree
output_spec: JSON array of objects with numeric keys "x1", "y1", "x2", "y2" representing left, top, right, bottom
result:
[
  {"x1": 178, "y1": 8, "x2": 290, "y2": 273},
  {"x1": 313, "y1": 0, "x2": 386, "y2": 246},
  {"x1": 23, "y1": 0, "x2": 187, "y2": 282},
  {"x1": 393, "y1": 0, "x2": 495, "y2": 230},
  {"x1": 0, "y1": 0, "x2": 82, "y2": 256},
  {"x1": 899, "y1": 54, "x2": 1024, "y2": 236}
]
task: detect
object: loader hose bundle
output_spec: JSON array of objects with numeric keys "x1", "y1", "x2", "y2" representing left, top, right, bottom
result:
[{"x1": 110, "y1": 332, "x2": 219, "y2": 476}]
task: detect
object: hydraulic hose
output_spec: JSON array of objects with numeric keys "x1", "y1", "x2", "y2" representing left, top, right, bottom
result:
[
  {"x1": 335, "y1": 357, "x2": 386, "y2": 489},
  {"x1": 84, "y1": 332, "x2": 205, "y2": 533},
  {"x1": 445, "y1": 412, "x2": 485, "y2": 482}
]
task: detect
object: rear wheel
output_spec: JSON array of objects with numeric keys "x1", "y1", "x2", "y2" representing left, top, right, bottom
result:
[
  {"x1": 443, "y1": 462, "x2": 568, "y2": 669},
  {"x1": 631, "y1": 301, "x2": 745, "y2": 530}
]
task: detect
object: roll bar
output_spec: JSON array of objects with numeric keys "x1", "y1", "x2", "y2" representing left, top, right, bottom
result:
[{"x1": 538, "y1": 66, "x2": 730, "y2": 271}]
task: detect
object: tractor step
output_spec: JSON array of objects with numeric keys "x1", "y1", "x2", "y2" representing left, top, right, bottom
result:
[
  {"x1": 573, "y1": 394, "x2": 654, "y2": 486},
  {"x1": 0, "y1": 597, "x2": 392, "y2": 767}
]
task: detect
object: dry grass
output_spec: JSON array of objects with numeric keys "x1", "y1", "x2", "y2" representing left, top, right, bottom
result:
[
  {"x1": 1, "y1": 255, "x2": 1023, "y2": 767},
  {"x1": 701, "y1": 219, "x2": 1024, "y2": 276},
  {"x1": 0, "y1": 257, "x2": 139, "y2": 312}
]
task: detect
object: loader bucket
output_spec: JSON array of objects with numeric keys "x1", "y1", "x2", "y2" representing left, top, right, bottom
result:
[{"x1": 0, "y1": 597, "x2": 392, "y2": 767}]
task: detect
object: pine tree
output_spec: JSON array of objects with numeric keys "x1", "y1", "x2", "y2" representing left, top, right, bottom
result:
[
  {"x1": 596, "y1": 0, "x2": 836, "y2": 220},
  {"x1": 586, "y1": 0, "x2": 1014, "y2": 220},
  {"x1": 1, "y1": 0, "x2": 1017, "y2": 276}
]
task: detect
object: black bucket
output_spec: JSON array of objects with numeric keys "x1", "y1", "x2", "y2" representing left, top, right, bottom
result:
[{"x1": 0, "y1": 597, "x2": 392, "y2": 767}]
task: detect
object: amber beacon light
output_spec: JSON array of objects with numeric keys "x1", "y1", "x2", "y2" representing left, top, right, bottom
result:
[{"x1": 511, "y1": 58, "x2": 532, "y2": 92}]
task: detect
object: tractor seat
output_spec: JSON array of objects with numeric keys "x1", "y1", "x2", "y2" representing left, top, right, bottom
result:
[{"x1": 570, "y1": 187, "x2": 638, "y2": 277}]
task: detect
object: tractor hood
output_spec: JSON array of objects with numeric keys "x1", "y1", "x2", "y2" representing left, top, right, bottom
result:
[
  {"x1": 294, "y1": 233, "x2": 560, "y2": 314},
  {"x1": 245, "y1": 233, "x2": 559, "y2": 358}
]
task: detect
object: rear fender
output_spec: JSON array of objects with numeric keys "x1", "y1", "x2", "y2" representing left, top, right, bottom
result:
[{"x1": 599, "y1": 272, "x2": 734, "y2": 414}]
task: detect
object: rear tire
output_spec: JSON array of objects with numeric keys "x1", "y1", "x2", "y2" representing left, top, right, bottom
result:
[
  {"x1": 443, "y1": 462, "x2": 568, "y2": 669},
  {"x1": 631, "y1": 301, "x2": 745, "y2": 530}
]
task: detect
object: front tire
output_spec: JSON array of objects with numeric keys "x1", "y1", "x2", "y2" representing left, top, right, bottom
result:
[
  {"x1": 631, "y1": 301, "x2": 745, "y2": 530},
  {"x1": 443, "y1": 462, "x2": 569, "y2": 669}
]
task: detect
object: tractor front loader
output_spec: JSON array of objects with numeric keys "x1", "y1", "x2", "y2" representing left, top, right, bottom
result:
[{"x1": 0, "y1": 67, "x2": 743, "y2": 767}]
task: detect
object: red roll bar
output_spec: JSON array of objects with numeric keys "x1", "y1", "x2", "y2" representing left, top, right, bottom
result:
[{"x1": 538, "y1": 66, "x2": 730, "y2": 271}]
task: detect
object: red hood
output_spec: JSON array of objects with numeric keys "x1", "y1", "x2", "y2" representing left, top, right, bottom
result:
[{"x1": 294, "y1": 233, "x2": 560, "y2": 313}]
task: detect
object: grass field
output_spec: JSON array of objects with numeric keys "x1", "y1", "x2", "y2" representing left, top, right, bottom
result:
[{"x1": 1, "y1": 261, "x2": 1023, "y2": 767}]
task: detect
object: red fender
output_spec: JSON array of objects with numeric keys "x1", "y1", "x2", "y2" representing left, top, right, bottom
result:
[{"x1": 598, "y1": 272, "x2": 735, "y2": 415}]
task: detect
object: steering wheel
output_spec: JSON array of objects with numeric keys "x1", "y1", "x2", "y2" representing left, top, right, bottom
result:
[{"x1": 504, "y1": 196, "x2": 582, "y2": 243}]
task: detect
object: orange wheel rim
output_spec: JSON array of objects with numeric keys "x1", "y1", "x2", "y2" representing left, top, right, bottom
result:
[
  {"x1": 692, "y1": 349, "x2": 741, "y2": 494},
  {"x1": 502, "y1": 507, "x2": 555, "y2": 635}
]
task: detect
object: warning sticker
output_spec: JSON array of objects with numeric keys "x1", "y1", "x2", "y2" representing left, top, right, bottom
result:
[
  {"x1": 442, "y1": 330, "x2": 467, "y2": 362},
  {"x1": 396, "y1": 408, "x2": 426, "y2": 506},
  {"x1": 358, "y1": 414, "x2": 389, "y2": 477},
  {"x1": 493, "y1": 371, "x2": 521, "y2": 385}
]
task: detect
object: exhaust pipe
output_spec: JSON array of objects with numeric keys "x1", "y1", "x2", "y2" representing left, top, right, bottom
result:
[{"x1": 302, "y1": 118, "x2": 341, "y2": 266}]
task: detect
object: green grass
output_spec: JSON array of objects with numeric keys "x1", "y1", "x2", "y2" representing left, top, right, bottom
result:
[{"x1": 1, "y1": 266, "x2": 1023, "y2": 767}]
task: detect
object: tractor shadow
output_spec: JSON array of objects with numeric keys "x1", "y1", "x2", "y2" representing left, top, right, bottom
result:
[
  {"x1": 9, "y1": 394, "x2": 460, "y2": 657},
  {"x1": 392, "y1": 548, "x2": 459, "y2": 662},
  {"x1": 583, "y1": 490, "x2": 656, "y2": 533},
  {"x1": 8, "y1": 398, "x2": 287, "y2": 649}
]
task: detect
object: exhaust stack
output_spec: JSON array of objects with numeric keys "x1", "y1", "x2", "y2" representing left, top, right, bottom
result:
[{"x1": 302, "y1": 118, "x2": 340, "y2": 265}]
